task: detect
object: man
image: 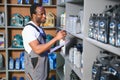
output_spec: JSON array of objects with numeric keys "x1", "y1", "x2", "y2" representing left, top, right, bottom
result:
[{"x1": 22, "y1": 3, "x2": 66, "y2": 80}]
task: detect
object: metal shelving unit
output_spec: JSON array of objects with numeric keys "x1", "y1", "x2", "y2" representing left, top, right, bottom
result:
[
  {"x1": 86, "y1": 38, "x2": 120, "y2": 56},
  {"x1": 56, "y1": 0, "x2": 84, "y2": 80},
  {"x1": 0, "y1": 0, "x2": 6, "y2": 79},
  {"x1": 0, "y1": 0, "x2": 57, "y2": 80},
  {"x1": 57, "y1": 0, "x2": 120, "y2": 80}
]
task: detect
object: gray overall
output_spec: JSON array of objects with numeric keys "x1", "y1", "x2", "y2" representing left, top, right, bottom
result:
[{"x1": 24, "y1": 23, "x2": 49, "y2": 80}]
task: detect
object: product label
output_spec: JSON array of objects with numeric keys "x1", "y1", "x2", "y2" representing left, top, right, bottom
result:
[
  {"x1": 89, "y1": 20, "x2": 94, "y2": 26},
  {"x1": 95, "y1": 21, "x2": 99, "y2": 27},
  {"x1": 118, "y1": 24, "x2": 120, "y2": 30},
  {"x1": 109, "y1": 37, "x2": 115, "y2": 45},
  {"x1": 15, "y1": 58, "x2": 20, "y2": 70},
  {"x1": 17, "y1": 0, "x2": 22, "y2": 4},
  {"x1": 9, "y1": 58, "x2": 14, "y2": 69},
  {"x1": 25, "y1": 0, "x2": 30, "y2": 4},
  {"x1": 34, "y1": 0, "x2": 39, "y2": 3},
  {"x1": 110, "y1": 22, "x2": 115, "y2": 29},
  {"x1": 43, "y1": 0, "x2": 49, "y2": 3},
  {"x1": 100, "y1": 21, "x2": 105, "y2": 28}
]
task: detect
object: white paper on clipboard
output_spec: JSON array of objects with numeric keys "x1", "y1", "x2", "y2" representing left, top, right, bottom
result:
[{"x1": 50, "y1": 40, "x2": 69, "y2": 53}]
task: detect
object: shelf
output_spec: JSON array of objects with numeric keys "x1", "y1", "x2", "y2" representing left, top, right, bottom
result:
[
  {"x1": 0, "y1": 68, "x2": 6, "y2": 72},
  {"x1": 43, "y1": 5, "x2": 57, "y2": 8},
  {"x1": 42, "y1": 27, "x2": 56, "y2": 29},
  {"x1": 56, "y1": 27, "x2": 64, "y2": 30},
  {"x1": 57, "y1": 2, "x2": 66, "y2": 7},
  {"x1": 0, "y1": 48, "x2": 6, "y2": 50},
  {"x1": 67, "y1": 30, "x2": 84, "y2": 40},
  {"x1": 66, "y1": 57, "x2": 83, "y2": 79},
  {"x1": 7, "y1": 26, "x2": 56, "y2": 29},
  {"x1": 0, "y1": 3, "x2": 4, "y2": 6},
  {"x1": 67, "y1": 0, "x2": 83, "y2": 4},
  {"x1": 8, "y1": 47, "x2": 24, "y2": 50},
  {"x1": 0, "y1": 0, "x2": 57, "y2": 79},
  {"x1": 7, "y1": 4, "x2": 31, "y2": 7},
  {"x1": 0, "y1": 26, "x2": 5, "y2": 28},
  {"x1": 7, "y1": 26, "x2": 24, "y2": 29},
  {"x1": 7, "y1": 4, "x2": 56, "y2": 8},
  {"x1": 86, "y1": 38, "x2": 120, "y2": 56},
  {"x1": 56, "y1": 67, "x2": 64, "y2": 80},
  {"x1": 8, "y1": 70, "x2": 24, "y2": 72}
]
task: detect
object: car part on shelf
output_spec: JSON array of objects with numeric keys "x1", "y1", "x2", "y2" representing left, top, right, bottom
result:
[{"x1": 10, "y1": 13, "x2": 24, "y2": 27}]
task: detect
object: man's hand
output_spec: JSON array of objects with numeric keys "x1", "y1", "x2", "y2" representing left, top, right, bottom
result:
[{"x1": 55, "y1": 30, "x2": 67, "y2": 40}]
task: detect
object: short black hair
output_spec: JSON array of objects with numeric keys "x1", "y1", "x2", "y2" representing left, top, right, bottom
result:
[{"x1": 30, "y1": 3, "x2": 42, "y2": 16}]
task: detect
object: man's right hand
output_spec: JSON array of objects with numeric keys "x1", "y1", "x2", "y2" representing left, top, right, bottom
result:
[{"x1": 55, "y1": 30, "x2": 67, "y2": 40}]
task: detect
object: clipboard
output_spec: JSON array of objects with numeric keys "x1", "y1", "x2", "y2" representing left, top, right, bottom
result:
[{"x1": 50, "y1": 40, "x2": 70, "y2": 53}]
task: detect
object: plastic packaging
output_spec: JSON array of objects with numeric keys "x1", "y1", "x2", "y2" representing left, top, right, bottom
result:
[
  {"x1": 0, "y1": 33, "x2": 5, "y2": 48},
  {"x1": 0, "y1": 54, "x2": 3, "y2": 69},
  {"x1": 34, "y1": 0, "x2": 40, "y2": 3},
  {"x1": 0, "y1": 12, "x2": 5, "y2": 26},
  {"x1": 9, "y1": 57, "x2": 14, "y2": 70},
  {"x1": 15, "y1": 58, "x2": 20, "y2": 70},
  {"x1": 12, "y1": 76, "x2": 17, "y2": 80},
  {"x1": 25, "y1": 0, "x2": 30, "y2": 4},
  {"x1": 69, "y1": 47, "x2": 74, "y2": 63},
  {"x1": 19, "y1": 77, "x2": 24, "y2": 80},
  {"x1": 42, "y1": 0, "x2": 52, "y2": 5},
  {"x1": 48, "y1": 53, "x2": 56, "y2": 70},
  {"x1": 88, "y1": 13, "x2": 96, "y2": 38},
  {"x1": 60, "y1": 12, "x2": 66, "y2": 28},
  {"x1": 17, "y1": 0, "x2": 23, "y2": 4},
  {"x1": 20, "y1": 52, "x2": 25, "y2": 69}
]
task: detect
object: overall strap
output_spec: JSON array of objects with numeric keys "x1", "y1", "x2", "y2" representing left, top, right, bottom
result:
[
  {"x1": 26, "y1": 23, "x2": 40, "y2": 32},
  {"x1": 26, "y1": 23, "x2": 46, "y2": 41}
]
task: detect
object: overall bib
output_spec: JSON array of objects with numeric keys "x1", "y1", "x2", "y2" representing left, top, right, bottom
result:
[{"x1": 24, "y1": 23, "x2": 49, "y2": 80}]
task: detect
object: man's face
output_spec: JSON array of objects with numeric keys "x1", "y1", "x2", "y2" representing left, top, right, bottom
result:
[{"x1": 35, "y1": 7, "x2": 46, "y2": 24}]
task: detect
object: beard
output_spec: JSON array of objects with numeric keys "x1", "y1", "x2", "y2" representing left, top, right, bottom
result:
[
  {"x1": 36, "y1": 18, "x2": 46, "y2": 24},
  {"x1": 41, "y1": 19, "x2": 46, "y2": 23}
]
